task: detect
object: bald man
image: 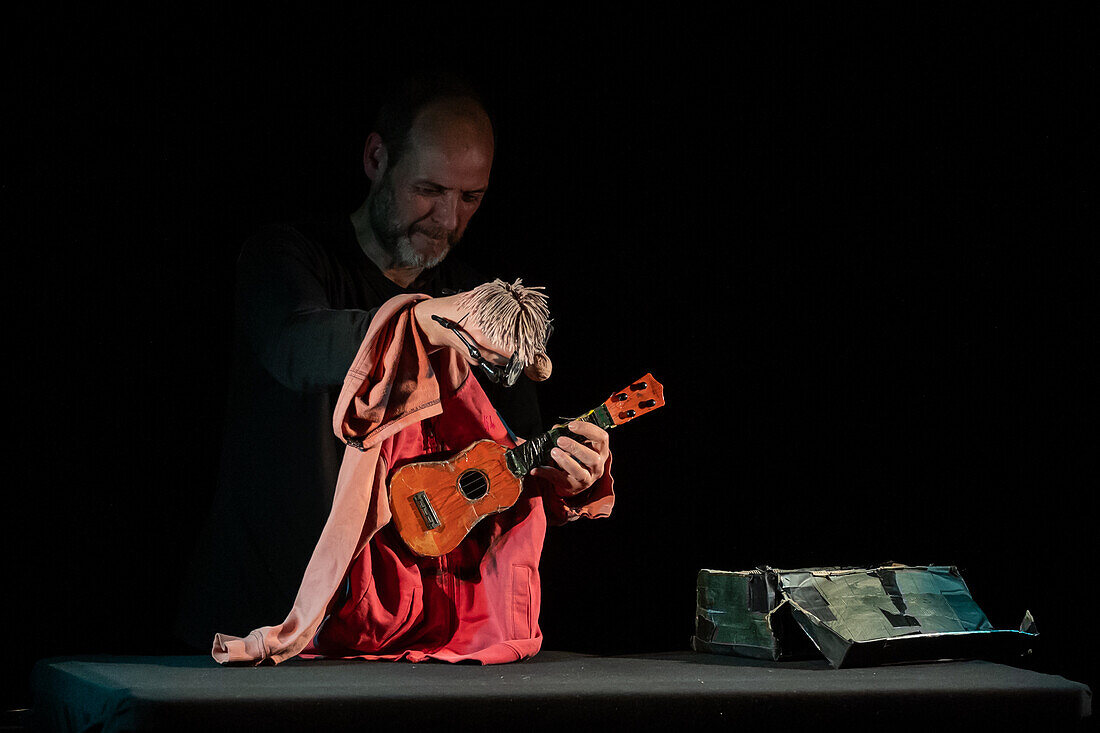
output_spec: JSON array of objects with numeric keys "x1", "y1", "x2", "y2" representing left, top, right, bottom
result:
[{"x1": 354, "y1": 95, "x2": 493, "y2": 286}]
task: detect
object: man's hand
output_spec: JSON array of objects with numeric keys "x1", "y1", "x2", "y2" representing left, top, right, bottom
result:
[{"x1": 530, "y1": 421, "x2": 611, "y2": 496}]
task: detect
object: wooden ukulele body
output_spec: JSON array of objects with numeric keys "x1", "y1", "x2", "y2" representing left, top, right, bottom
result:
[
  {"x1": 388, "y1": 373, "x2": 664, "y2": 557},
  {"x1": 388, "y1": 439, "x2": 523, "y2": 557}
]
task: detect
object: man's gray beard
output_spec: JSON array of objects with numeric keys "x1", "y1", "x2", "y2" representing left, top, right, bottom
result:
[
  {"x1": 368, "y1": 179, "x2": 456, "y2": 270},
  {"x1": 394, "y1": 234, "x2": 450, "y2": 270}
]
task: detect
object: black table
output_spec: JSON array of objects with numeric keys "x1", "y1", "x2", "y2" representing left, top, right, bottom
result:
[{"x1": 30, "y1": 650, "x2": 1092, "y2": 731}]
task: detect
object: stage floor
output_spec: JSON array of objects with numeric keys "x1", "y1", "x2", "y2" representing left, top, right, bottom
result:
[{"x1": 31, "y1": 650, "x2": 1091, "y2": 730}]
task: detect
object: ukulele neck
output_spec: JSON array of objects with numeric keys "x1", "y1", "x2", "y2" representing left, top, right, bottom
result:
[
  {"x1": 504, "y1": 406, "x2": 615, "y2": 478},
  {"x1": 503, "y1": 373, "x2": 664, "y2": 478}
]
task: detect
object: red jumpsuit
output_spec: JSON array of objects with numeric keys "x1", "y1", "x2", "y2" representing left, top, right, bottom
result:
[{"x1": 307, "y1": 370, "x2": 574, "y2": 662}]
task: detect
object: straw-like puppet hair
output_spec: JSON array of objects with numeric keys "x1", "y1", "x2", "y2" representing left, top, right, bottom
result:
[{"x1": 457, "y1": 278, "x2": 553, "y2": 379}]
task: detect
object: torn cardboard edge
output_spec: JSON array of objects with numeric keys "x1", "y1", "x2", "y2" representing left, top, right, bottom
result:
[{"x1": 693, "y1": 564, "x2": 1038, "y2": 669}]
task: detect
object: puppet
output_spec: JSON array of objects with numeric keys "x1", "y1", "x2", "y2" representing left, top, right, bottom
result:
[
  {"x1": 212, "y1": 280, "x2": 617, "y2": 665},
  {"x1": 211, "y1": 280, "x2": 663, "y2": 665}
]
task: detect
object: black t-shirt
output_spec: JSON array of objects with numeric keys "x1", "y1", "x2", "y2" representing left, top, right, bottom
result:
[{"x1": 174, "y1": 216, "x2": 542, "y2": 649}]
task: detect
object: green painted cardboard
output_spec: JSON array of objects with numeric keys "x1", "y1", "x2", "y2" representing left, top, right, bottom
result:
[{"x1": 694, "y1": 564, "x2": 1038, "y2": 668}]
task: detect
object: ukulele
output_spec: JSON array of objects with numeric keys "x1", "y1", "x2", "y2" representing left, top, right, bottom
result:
[{"x1": 388, "y1": 374, "x2": 665, "y2": 557}]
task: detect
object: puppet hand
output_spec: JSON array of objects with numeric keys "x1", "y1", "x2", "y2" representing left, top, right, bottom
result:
[{"x1": 530, "y1": 420, "x2": 610, "y2": 496}]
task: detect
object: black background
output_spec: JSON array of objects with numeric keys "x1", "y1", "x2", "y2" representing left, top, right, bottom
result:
[{"x1": 6, "y1": 5, "x2": 1095, "y2": 713}]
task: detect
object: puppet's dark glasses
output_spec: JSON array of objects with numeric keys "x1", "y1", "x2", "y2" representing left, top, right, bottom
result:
[{"x1": 432, "y1": 314, "x2": 525, "y2": 387}]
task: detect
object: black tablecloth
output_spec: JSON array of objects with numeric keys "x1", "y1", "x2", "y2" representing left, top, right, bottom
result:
[{"x1": 30, "y1": 650, "x2": 1092, "y2": 731}]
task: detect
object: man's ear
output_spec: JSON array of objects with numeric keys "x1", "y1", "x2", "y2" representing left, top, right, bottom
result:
[{"x1": 363, "y1": 132, "x2": 388, "y2": 181}]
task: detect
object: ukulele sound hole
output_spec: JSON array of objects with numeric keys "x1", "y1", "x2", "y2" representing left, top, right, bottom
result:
[{"x1": 457, "y1": 469, "x2": 490, "y2": 501}]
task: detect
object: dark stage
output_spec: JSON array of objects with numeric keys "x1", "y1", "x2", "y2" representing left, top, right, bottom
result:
[
  {"x1": 6, "y1": 6, "x2": 1095, "y2": 728},
  {"x1": 29, "y1": 652, "x2": 1091, "y2": 730}
]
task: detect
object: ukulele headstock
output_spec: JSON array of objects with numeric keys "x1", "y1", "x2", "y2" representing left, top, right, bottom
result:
[{"x1": 601, "y1": 373, "x2": 665, "y2": 426}]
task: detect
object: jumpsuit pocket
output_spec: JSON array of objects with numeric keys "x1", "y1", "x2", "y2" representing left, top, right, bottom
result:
[
  {"x1": 338, "y1": 540, "x2": 424, "y2": 653},
  {"x1": 353, "y1": 580, "x2": 420, "y2": 652},
  {"x1": 511, "y1": 565, "x2": 533, "y2": 640}
]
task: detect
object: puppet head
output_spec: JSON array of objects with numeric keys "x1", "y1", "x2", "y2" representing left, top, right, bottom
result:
[{"x1": 457, "y1": 278, "x2": 553, "y2": 382}]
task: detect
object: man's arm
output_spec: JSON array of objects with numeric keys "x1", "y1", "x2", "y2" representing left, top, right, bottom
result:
[{"x1": 235, "y1": 227, "x2": 376, "y2": 393}]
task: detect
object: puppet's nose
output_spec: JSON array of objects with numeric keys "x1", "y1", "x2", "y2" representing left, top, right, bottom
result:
[{"x1": 524, "y1": 352, "x2": 552, "y2": 382}]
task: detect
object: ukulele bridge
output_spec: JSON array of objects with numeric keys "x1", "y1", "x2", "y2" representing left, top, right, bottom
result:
[{"x1": 411, "y1": 491, "x2": 441, "y2": 531}]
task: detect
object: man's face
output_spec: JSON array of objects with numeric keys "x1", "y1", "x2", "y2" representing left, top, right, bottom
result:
[{"x1": 367, "y1": 105, "x2": 494, "y2": 269}]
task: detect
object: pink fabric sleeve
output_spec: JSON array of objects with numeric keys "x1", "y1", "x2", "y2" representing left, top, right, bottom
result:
[{"x1": 212, "y1": 294, "x2": 464, "y2": 665}]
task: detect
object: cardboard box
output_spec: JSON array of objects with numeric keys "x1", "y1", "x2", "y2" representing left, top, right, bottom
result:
[{"x1": 693, "y1": 564, "x2": 1038, "y2": 668}]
